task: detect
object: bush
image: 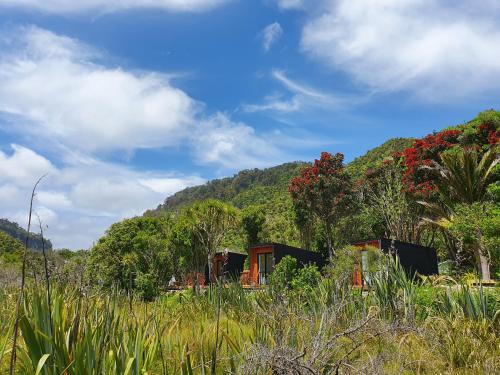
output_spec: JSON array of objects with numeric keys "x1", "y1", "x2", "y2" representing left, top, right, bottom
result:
[
  {"x1": 269, "y1": 256, "x2": 321, "y2": 297},
  {"x1": 291, "y1": 264, "x2": 321, "y2": 294},
  {"x1": 269, "y1": 255, "x2": 297, "y2": 291},
  {"x1": 135, "y1": 272, "x2": 158, "y2": 301}
]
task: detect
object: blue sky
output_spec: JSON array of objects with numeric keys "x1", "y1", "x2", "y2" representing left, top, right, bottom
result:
[{"x1": 0, "y1": 0, "x2": 499, "y2": 249}]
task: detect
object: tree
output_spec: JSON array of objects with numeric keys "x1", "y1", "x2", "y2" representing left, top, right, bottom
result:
[
  {"x1": 419, "y1": 147, "x2": 499, "y2": 280},
  {"x1": 448, "y1": 203, "x2": 500, "y2": 279},
  {"x1": 87, "y1": 216, "x2": 172, "y2": 292},
  {"x1": 363, "y1": 158, "x2": 423, "y2": 243},
  {"x1": 289, "y1": 152, "x2": 354, "y2": 260},
  {"x1": 0, "y1": 230, "x2": 24, "y2": 265},
  {"x1": 181, "y1": 199, "x2": 239, "y2": 283},
  {"x1": 402, "y1": 110, "x2": 499, "y2": 197},
  {"x1": 241, "y1": 205, "x2": 266, "y2": 246}
]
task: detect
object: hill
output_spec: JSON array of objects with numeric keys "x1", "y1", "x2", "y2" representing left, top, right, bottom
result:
[
  {"x1": 147, "y1": 138, "x2": 414, "y2": 216},
  {"x1": 346, "y1": 138, "x2": 415, "y2": 180},
  {"x1": 0, "y1": 218, "x2": 52, "y2": 251},
  {"x1": 147, "y1": 162, "x2": 308, "y2": 214}
]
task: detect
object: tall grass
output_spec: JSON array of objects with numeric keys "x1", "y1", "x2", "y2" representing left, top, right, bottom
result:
[{"x1": 0, "y1": 267, "x2": 498, "y2": 374}]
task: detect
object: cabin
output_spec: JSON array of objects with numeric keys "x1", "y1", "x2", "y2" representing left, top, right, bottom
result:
[
  {"x1": 352, "y1": 238, "x2": 438, "y2": 286},
  {"x1": 205, "y1": 250, "x2": 247, "y2": 283},
  {"x1": 245, "y1": 243, "x2": 325, "y2": 286}
]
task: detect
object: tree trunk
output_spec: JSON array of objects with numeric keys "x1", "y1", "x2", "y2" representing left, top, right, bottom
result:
[
  {"x1": 324, "y1": 222, "x2": 334, "y2": 262},
  {"x1": 207, "y1": 253, "x2": 213, "y2": 284},
  {"x1": 475, "y1": 228, "x2": 490, "y2": 281},
  {"x1": 474, "y1": 247, "x2": 490, "y2": 281}
]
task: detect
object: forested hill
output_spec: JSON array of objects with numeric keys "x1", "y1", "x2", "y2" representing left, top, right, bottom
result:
[
  {"x1": 147, "y1": 162, "x2": 307, "y2": 214},
  {"x1": 147, "y1": 137, "x2": 413, "y2": 216},
  {"x1": 0, "y1": 218, "x2": 52, "y2": 251},
  {"x1": 346, "y1": 138, "x2": 415, "y2": 180}
]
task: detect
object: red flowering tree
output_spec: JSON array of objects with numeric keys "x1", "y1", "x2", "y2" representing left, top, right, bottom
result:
[
  {"x1": 402, "y1": 116, "x2": 499, "y2": 196},
  {"x1": 289, "y1": 152, "x2": 353, "y2": 260},
  {"x1": 402, "y1": 129, "x2": 462, "y2": 196}
]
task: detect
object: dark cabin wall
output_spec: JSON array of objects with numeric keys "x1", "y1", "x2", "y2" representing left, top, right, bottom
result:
[
  {"x1": 204, "y1": 252, "x2": 247, "y2": 283},
  {"x1": 272, "y1": 243, "x2": 326, "y2": 269},
  {"x1": 225, "y1": 253, "x2": 246, "y2": 279},
  {"x1": 380, "y1": 238, "x2": 439, "y2": 276}
]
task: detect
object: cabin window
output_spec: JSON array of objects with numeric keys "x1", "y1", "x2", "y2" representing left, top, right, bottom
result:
[
  {"x1": 361, "y1": 250, "x2": 371, "y2": 285},
  {"x1": 258, "y1": 253, "x2": 273, "y2": 285}
]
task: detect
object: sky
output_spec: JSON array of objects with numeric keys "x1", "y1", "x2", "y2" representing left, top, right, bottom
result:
[{"x1": 0, "y1": 0, "x2": 499, "y2": 249}]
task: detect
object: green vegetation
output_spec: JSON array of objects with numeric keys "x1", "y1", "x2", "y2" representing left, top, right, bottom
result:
[
  {"x1": 346, "y1": 137, "x2": 415, "y2": 179},
  {"x1": 148, "y1": 162, "x2": 306, "y2": 213},
  {"x1": 0, "y1": 264, "x2": 498, "y2": 374},
  {"x1": 1, "y1": 110, "x2": 498, "y2": 374},
  {"x1": 0, "y1": 230, "x2": 24, "y2": 265},
  {"x1": 87, "y1": 216, "x2": 173, "y2": 298}
]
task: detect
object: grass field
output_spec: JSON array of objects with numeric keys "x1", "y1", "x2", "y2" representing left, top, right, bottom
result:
[{"x1": 0, "y1": 265, "x2": 499, "y2": 374}]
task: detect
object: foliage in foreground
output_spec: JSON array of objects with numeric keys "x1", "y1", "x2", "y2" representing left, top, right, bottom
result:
[{"x1": 1, "y1": 262, "x2": 498, "y2": 375}]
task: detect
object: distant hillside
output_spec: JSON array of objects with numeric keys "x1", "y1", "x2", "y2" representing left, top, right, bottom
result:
[
  {"x1": 346, "y1": 138, "x2": 414, "y2": 180},
  {"x1": 0, "y1": 218, "x2": 52, "y2": 251},
  {"x1": 147, "y1": 162, "x2": 308, "y2": 214},
  {"x1": 147, "y1": 137, "x2": 414, "y2": 216}
]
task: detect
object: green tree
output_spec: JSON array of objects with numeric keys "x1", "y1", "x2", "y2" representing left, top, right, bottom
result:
[
  {"x1": 87, "y1": 216, "x2": 172, "y2": 292},
  {"x1": 419, "y1": 147, "x2": 499, "y2": 280},
  {"x1": 241, "y1": 205, "x2": 266, "y2": 246},
  {"x1": 448, "y1": 203, "x2": 500, "y2": 279},
  {"x1": 0, "y1": 230, "x2": 24, "y2": 265},
  {"x1": 289, "y1": 152, "x2": 354, "y2": 260},
  {"x1": 181, "y1": 199, "x2": 239, "y2": 283},
  {"x1": 364, "y1": 159, "x2": 423, "y2": 243}
]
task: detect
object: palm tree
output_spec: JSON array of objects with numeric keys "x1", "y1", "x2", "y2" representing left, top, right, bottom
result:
[{"x1": 419, "y1": 147, "x2": 498, "y2": 280}]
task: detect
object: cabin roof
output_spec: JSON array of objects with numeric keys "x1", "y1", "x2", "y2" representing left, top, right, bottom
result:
[
  {"x1": 249, "y1": 242, "x2": 315, "y2": 253},
  {"x1": 351, "y1": 238, "x2": 435, "y2": 251}
]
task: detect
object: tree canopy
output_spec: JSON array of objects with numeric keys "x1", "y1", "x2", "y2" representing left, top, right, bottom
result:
[{"x1": 87, "y1": 216, "x2": 173, "y2": 295}]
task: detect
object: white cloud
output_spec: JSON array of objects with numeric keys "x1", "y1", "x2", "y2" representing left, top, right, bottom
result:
[
  {"x1": 139, "y1": 176, "x2": 205, "y2": 195},
  {"x1": 0, "y1": 26, "x2": 199, "y2": 153},
  {"x1": 261, "y1": 22, "x2": 283, "y2": 51},
  {"x1": 0, "y1": 144, "x2": 55, "y2": 186},
  {"x1": 0, "y1": 27, "x2": 307, "y2": 248},
  {"x1": 0, "y1": 0, "x2": 230, "y2": 14},
  {"x1": 0, "y1": 144, "x2": 205, "y2": 248},
  {"x1": 192, "y1": 113, "x2": 285, "y2": 169},
  {"x1": 0, "y1": 26, "x2": 283, "y2": 171},
  {"x1": 36, "y1": 191, "x2": 72, "y2": 209},
  {"x1": 275, "y1": 0, "x2": 304, "y2": 10},
  {"x1": 243, "y1": 70, "x2": 351, "y2": 113},
  {"x1": 244, "y1": 93, "x2": 302, "y2": 113},
  {"x1": 301, "y1": 0, "x2": 500, "y2": 100}
]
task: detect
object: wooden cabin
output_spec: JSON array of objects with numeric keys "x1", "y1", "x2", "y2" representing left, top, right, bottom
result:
[
  {"x1": 246, "y1": 243, "x2": 325, "y2": 286},
  {"x1": 352, "y1": 238, "x2": 438, "y2": 286},
  {"x1": 204, "y1": 250, "x2": 247, "y2": 284}
]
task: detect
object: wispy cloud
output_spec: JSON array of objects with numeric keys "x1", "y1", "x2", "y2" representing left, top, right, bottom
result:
[
  {"x1": 243, "y1": 70, "x2": 354, "y2": 114},
  {"x1": 261, "y1": 22, "x2": 283, "y2": 51},
  {"x1": 0, "y1": 0, "x2": 231, "y2": 14},
  {"x1": 274, "y1": 0, "x2": 304, "y2": 10},
  {"x1": 191, "y1": 112, "x2": 286, "y2": 169}
]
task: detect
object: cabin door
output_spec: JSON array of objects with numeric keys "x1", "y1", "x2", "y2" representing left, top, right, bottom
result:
[
  {"x1": 216, "y1": 259, "x2": 223, "y2": 279},
  {"x1": 258, "y1": 252, "x2": 273, "y2": 285}
]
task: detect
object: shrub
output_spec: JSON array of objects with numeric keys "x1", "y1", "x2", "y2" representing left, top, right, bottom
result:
[
  {"x1": 135, "y1": 272, "x2": 158, "y2": 301},
  {"x1": 269, "y1": 255, "x2": 298, "y2": 291},
  {"x1": 291, "y1": 264, "x2": 321, "y2": 294}
]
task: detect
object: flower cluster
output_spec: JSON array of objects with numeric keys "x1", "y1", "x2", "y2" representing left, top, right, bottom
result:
[
  {"x1": 289, "y1": 152, "x2": 352, "y2": 222},
  {"x1": 402, "y1": 122, "x2": 498, "y2": 196}
]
